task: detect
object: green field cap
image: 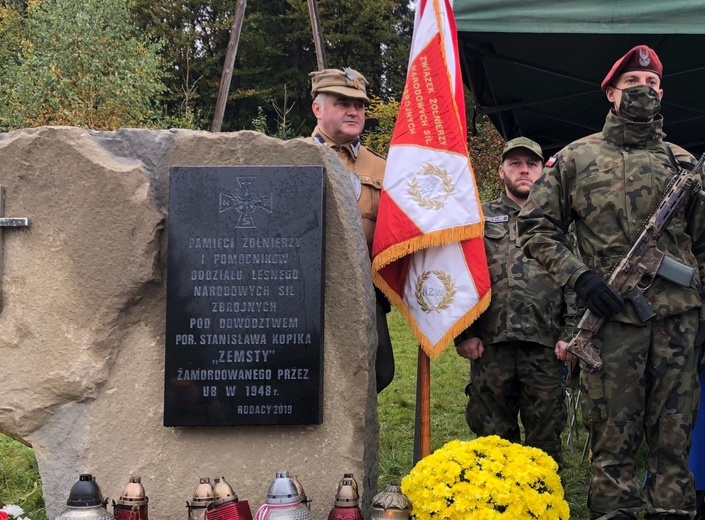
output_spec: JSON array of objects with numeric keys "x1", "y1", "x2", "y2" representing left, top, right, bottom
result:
[{"x1": 501, "y1": 137, "x2": 544, "y2": 161}]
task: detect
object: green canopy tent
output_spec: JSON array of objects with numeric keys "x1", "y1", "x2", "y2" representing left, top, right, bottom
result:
[{"x1": 454, "y1": 0, "x2": 705, "y2": 155}]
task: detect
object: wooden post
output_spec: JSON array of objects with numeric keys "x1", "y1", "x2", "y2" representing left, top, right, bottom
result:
[
  {"x1": 307, "y1": 0, "x2": 327, "y2": 70},
  {"x1": 412, "y1": 346, "x2": 431, "y2": 464},
  {"x1": 211, "y1": 0, "x2": 248, "y2": 133}
]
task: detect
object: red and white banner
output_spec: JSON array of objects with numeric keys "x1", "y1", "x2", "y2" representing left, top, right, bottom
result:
[{"x1": 372, "y1": 0, "x2": 490, "y2": 359}]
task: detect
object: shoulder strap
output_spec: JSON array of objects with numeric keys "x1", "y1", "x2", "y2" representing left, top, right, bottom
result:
[
  {"x1": 663, "y1": 143, "x2": 681, "y2": 172},
  {"x1": 663, "y1": 144, "x2": 694, "y2": 172}
]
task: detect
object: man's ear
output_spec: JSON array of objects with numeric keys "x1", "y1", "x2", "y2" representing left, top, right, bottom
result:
[
  {"x1": 605, "y1": 86, "x2": 616, "y2": 103},
  {"x1": 498, "y1": 165, "x2": 505, "y2": 181},
  {"x1": 312, "y1": 100, "x2": 322, "y2": 118}
]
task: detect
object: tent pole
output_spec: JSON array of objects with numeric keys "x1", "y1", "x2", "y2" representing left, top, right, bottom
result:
[
  {"x1": 307, "y1": 0, "x2": 327, "y2": 70},
  {"x1": 211, "y1": 0, "x2": 247, "y2": 133}
]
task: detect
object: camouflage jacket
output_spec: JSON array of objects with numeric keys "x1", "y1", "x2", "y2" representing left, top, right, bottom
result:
[
  {"x1": 518, "y1": 110, "x2": 705, "y2": 324},
  {"x1": 456, "y1": 193, "x2": 575, "y2": 349}
]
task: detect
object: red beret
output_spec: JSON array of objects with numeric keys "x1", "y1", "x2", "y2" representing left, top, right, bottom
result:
[{"x1": 601, "y1": 45, "x2": 663, "y2": 92}]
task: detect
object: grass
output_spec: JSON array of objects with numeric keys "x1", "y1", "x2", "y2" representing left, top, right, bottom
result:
[
  {"x1": 378, "y1": 308, "x2": 593, "y2": 519},
  {"x1": 0, "y1": 436, "x2": 46, "y2": 520},
  {"x1": 1, "y1": 308, "x2": 604, "y2": 520}
]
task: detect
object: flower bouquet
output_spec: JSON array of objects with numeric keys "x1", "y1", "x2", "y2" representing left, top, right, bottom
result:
[
  {"x1": 401, "y1": 436, "x2": 569, "y2": 519},
  {"x1": 0, "y1": 505, "x2": 30, "y2": 520}
]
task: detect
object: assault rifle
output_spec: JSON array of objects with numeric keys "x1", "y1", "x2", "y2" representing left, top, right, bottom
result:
[{"x1": 567, "y1": 154, "x2": 705, "y2": 372}]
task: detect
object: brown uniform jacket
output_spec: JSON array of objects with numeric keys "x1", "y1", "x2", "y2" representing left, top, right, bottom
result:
[{"x1": 308, "y1": 127, "x2": 386, "y2": 254}]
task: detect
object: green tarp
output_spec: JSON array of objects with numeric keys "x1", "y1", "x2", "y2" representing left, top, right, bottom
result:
[
  {"x1": 453, "y1": 1, "x2": 705, "y2": 154},
  {"x1": 454, "y1": 0, "x2": 705, "y2": 34}
]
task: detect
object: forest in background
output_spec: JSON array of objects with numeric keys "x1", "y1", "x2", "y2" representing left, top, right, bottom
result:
[
  {"x1": 0, "y1": 0, "x2": 413, "y2": 132},
  {"x1": 0, "y1": 0, "x2": 503, "y2": 193}
]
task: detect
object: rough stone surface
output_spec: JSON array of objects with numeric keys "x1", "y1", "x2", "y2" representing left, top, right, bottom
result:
[{"x1": 0, "y1": 127, "x2": 378, "y2": 520}]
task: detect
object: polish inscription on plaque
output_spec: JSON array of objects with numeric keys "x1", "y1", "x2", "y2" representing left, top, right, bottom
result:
[{"x1": 164, "y1": 166, "x2": 325, "y2": 426}]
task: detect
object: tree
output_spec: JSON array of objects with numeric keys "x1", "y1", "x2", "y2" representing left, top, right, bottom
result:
[
  {"x1": 229, "y1": 0, "x2": 413, "y2": 134},
  {"x1": 362, "y1": 97, "x2": 399, "y2": 155},
  {"x1": 0, "y1": 0, "x2": 165, "y2": 130},
  {"x1": 130, "y1": 0, "x2": 234, "y2": 129},
  {"x1": 465, "y1": 89, "x2": 505, "y2": 202},
  {"x1": 129, "y1": 0, "x2": 413, "y2": 133},
  {"x1": 0, "y1": 0, "x2": 27, "y2": 13},
  {"x1": 0, "y1": 4, "x2": 23, "y2": 77}
]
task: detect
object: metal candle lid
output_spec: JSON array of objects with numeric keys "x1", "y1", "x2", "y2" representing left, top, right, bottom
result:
[
  {"x1": 291, "y1": 475, "x2": 310, "y2": 510},
  {"x1": 211, "y1": 477, "x2": 238, "y2": 506},
  {"x1": 117, "y1": 477, "x2": 148, "y2": 507},
  {"x1": 333, "y1": 474, "x2": 359, "y2": 507},
  {"x1": 265, "y1": 471, "x2": 300, "y2": 505},
  {"x1": 56, "y1": 474, "x2": 114, "y2": 520},
  {"x1": 342, "y1": 474, "x2": 358, "y2": 496},
  {"x1": 192, "y1": 477, "x2": 215, "y2": 507},
  {"x1": 67, "y1": 474, "x2": 104, "y2": 508},
  {"x1": 370, "y1": 483, "x2": 412, "y2": 519}
]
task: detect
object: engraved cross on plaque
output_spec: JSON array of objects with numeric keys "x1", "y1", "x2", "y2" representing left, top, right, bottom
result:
[
  {"x1": 0, "y1": 186, "x2": 29, "y2": 311},
  {"x1": 218, "y1": 176, "x2": 272, "y2": 228}
]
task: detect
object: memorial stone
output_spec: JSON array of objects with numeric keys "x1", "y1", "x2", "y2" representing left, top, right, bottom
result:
[
  {"x1": 164, "y1": 166, "x2": 325, "y2": 426},
  {"x1": 0, "y1": 127, "x2": 379, "y2": 520}
]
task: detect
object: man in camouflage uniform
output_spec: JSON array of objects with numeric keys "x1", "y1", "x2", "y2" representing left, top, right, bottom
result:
[
  {"x1": 454, "y1": 137, "x2": 576, "y2": 466},
  {"x1": 308, "y1": 67, "x2": 394, "y2": 392},
  {"x1": 518, "y1": 45, "x2": 705, "y2": 520}
]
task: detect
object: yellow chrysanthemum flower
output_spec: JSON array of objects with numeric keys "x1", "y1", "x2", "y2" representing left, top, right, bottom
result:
[{"x1": 400, "y1": 436, "x2": 569, "y2": 520}]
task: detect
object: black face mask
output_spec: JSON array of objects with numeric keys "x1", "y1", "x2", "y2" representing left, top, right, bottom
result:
[{"x1": 614, "y1": 84, "x2": 661, "y2": 122}]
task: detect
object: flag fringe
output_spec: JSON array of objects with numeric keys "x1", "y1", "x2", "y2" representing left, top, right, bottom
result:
[
  {"x1": 421, "y1": 289, "x2": 491, "y2": 358},
  {"x1": 372, "y1": 220, "x2": 484, "y2": 272},
  {"x1": 372, "y1": 270, "x2": 492, "y2": 360},
  {"x1": 370, "y1": 0, "x2": 491, "y2": 362},
  {"x1": 373, "y1": 270, "x2": 404, "y2": 314}
]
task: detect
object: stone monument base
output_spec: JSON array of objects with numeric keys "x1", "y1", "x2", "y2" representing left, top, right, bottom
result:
[{"x1": 0, "y1": 127, "x2": 379, "y2": 520}]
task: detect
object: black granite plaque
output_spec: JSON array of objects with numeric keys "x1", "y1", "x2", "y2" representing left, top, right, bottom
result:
[{"x1": 164, "y1": 166, "x2": 325, "y2": 426}]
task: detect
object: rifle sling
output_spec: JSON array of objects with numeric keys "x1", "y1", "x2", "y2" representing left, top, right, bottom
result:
[{"x1": 663, "y1": 143, "x2": 695, "y2": 173}]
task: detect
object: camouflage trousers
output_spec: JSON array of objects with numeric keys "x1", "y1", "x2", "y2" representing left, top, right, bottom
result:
[
  {"x1": 581, "y1": 310, "x2": 701, "y2": 519},
  {"x1": 465, "y1": 340, "x2": 566, "y2": 465}
]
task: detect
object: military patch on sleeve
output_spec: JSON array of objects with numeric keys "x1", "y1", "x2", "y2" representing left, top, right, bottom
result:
[
  {"x1": 485, "y1": 215, "x2": 509, "y2": 222},
  {"x1": 545, "y1": 156, "x2": 557, "y2": 167}
]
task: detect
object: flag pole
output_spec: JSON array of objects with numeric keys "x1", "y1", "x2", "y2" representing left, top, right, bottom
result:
[
  {"x1": 413, "y1": 346, "x2": 431, "y2": 463},
  {"x1": 372, "y1": 0, "x2": 491, "y2": 466}
]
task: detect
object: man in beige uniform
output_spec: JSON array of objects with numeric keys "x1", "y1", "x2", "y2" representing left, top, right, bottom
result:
[{"x1": 308, "y1": 67, "x2": 394, "y2": 392}]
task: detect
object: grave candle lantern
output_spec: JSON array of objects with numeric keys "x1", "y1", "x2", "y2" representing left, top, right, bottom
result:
[{"x1": 113, "y1": 476, "x2": 148, "y2": 520}]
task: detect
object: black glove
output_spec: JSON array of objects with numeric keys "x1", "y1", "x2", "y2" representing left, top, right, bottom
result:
[{"x1": 574, "y1": 271, "x2": 625, "y2": 319}]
